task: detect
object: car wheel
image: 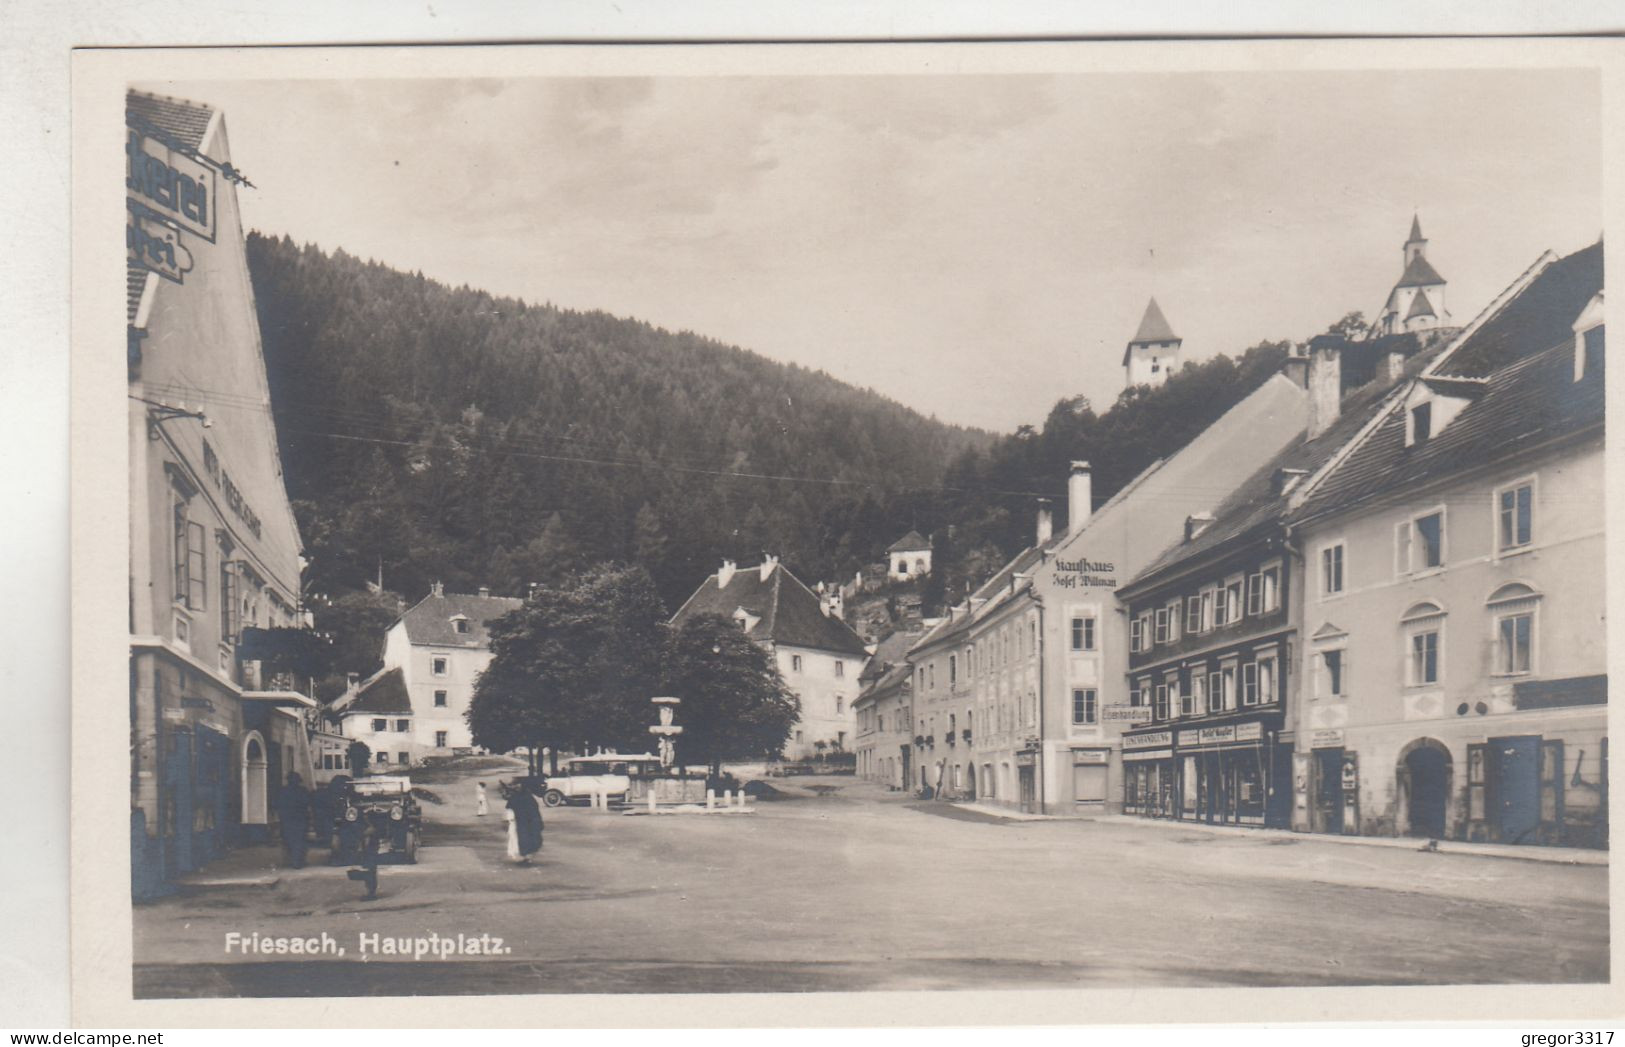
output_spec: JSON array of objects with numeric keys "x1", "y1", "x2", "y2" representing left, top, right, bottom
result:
[
  {"x1": 543, "y1": 789, "x2": 566, "y2": 808},
  {"x1": 401, "y1": 830, "x2": 419, "y2": 864}
]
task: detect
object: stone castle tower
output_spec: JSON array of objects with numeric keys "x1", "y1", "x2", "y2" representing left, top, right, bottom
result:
[
  {"x1": 1123, "y1": 297, "x2": 1182, "y2": 388},
  {"x1": 1377, "y1": 214, "x2": 1450, "y2": 336}
]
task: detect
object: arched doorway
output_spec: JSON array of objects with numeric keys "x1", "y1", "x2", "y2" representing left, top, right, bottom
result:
[
  {"x1": 1400, "y1": 740, "x2": 1451, "y2": 839},
  {"x1": 966, "y1": 763, "x2": 976, "y2": 800},
  {"x1": 242, "y1": 732, "x2": 269, "y2": 828}
]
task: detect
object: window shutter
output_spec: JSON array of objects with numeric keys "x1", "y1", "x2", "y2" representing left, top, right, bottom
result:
[
  {"x1": 187, "y1": 520, "x2": 206, "y2": 610},
  {"x1": 1395, "y1": 521, "x2": 1412, "y2": 576}
]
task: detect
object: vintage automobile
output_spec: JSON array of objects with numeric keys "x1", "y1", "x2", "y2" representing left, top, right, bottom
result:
[
  {"x1": 540, "y1": 754, "x2": 662, "y2": 807},
  {"x1": 326, "y1": 775, "x2": 423, "y2": 864}
]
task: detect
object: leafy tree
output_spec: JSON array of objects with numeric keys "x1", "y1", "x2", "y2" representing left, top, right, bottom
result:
[{"x1": 658, "y1": 614, "x2": 800, "y2": 775}]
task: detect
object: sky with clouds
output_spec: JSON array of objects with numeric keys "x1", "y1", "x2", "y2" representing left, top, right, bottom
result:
[{"x1": 162, "y1": 69, "x2": 1600, "y2": 433}]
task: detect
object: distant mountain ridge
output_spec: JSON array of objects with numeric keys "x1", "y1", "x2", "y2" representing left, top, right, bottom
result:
[{"x1": 245, "y1": 232, "x2": 994, "y2": 607}]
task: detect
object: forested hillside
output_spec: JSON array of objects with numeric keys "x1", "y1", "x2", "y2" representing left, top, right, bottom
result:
[{"x1": 247, "y1": 233, "x2": 992, "y2": 610}]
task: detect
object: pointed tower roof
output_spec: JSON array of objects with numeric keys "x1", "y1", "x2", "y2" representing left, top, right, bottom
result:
[
  {"x1": 1404, "y1": 287, "x2": 1437, "y2": 321},
  {"x1": 1129, "y1": 297, "x2": 1179, "y2": 345},
  {"x1": 1395, "y1": 252, "x2": 1446, "y2": 289},
  {"x1": 1407, "y1": 213, "x2": 1425, "y2": 244}
]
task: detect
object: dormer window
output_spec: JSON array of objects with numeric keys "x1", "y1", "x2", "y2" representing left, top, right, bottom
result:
[
  {"x1": 1409, "y1": 402, "x2": 1432, "y2": 445},
  {"x1": 1572, "y1": 291, "x2": 1604, "y2": 382},
  {"x1": 452, "y1": 616, "x2": 470, "y2": 635}
]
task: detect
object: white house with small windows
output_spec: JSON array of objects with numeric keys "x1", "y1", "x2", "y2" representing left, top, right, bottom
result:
[
  {"x1": 672, "y1": 556, "x2": 870, "y2": 761},
  {"x1": 352, "y1": 582, "x2": 523, "y2": 763},
  {"x1": 885, "y1": 531, "x2": 932, "y2": 581},
  {"x1": 1287, "y1": 240, "x2": 1606, "y2": 848}
]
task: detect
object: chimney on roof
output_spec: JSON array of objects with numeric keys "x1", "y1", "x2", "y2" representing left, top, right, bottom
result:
[
  {"x1": 1282, "y1": 348, "x2": 1308, "y2": 389},
  {"x1": 1035, "y1": 498, "x2": 1055, "y2": 546},
  {"x1": 1307, "y1": 336, "x2": 1343, "y2": 441},
  {"x1": 718, "y1": 560, "x2": 737, "y2": 588},
  {"x1": 478, "y1": 586, "x2": 490, "y2": 599},
  {"x1": 1185, "y1": 511, "x2": 1215, "y2": 542},
  {"x1": 346, "y1": 672, "x2": 359, "y2": 690},
  {"x1": 1068, "y1": 462, "x2": 1093, "y2": 534},
  {"x1": 760, "y1": 555, "x2": 778, "y2": 582},
  {"x1": 430, "y1": 580, "x2": 444, "y2": 598},
  {"x1": 1273, "y1": 467, "x2": 1310, "y2": 496},
  {"x1": 1378, "y1": 346, "x2": 1408, "y2": 386}
]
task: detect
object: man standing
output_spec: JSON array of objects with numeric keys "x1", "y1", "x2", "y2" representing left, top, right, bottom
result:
[{"x1": 277, "y1": 772, "x2": 312, "y2": 869}]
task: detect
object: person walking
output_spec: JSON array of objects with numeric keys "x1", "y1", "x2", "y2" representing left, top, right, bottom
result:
[
  {"x1": 277, "y1": 772, "x2": 312, "y2": 869},
  {"x1": 502, "y1": 781, "x2": 543, "y2": 865},
  {"x1": 475, "y1": 780, "x2": 489, "y2": 817}
]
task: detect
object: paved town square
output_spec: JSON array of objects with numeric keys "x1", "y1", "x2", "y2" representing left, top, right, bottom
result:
[{"x1": 134, "y1": 764, "x2": 1608, "y2": 998}]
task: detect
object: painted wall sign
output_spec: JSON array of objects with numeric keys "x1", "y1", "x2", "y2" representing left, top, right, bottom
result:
[
  {"x1": 1101, "y1": 704, "x2": 1146, "y2": 723},
  {"x1": 1123, "y1": 729, "x2": 1173, "y2": 750},
  {"x1": 1122, "y1": 748, "x2": 1172, "y2": 762},
  {"x1": 1051, "y1": 556, "x2": 1117, "y2": 590},
  {"x1": 126, "y1": 203, "x2": 194, "y2": 283},
  {"x1": 1310, "y1": 728, "x2": 1346, "y2": 749},
  {"x1": 126, "y1": 129, "x2": 217, "y2": 242},
  {"x1": 1072, "y1": 749, "x2": 1110, "y2": 765}
]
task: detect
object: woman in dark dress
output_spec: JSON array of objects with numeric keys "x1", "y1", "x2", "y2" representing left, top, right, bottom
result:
[{"x1": 503, "y1": 780, "x2": 544, "y2": 864}]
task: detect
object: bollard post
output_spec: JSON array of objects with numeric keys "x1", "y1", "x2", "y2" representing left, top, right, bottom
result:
[
  {"x1": 723, "y1": 789, "x2": 732, "y2": 807},
  {"x1": 647, "y1": 790, "x2": 657, "y2": 814},
  {"x1": 706, "y1": 788, "x2": 716, "y2": 810}
]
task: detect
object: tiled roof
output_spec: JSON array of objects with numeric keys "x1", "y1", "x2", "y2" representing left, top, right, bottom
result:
[
  {"x1": 855, "y1": 660, "x2": 913, "y2": 706},
  {"x1": 671, "y1": 561, "x2": 870, "y2": 657},
  {"x1": 127, "y1": 263, "x2": 151, "y2": 325},
  {"x1": 858, "y1": 628, "x2": 924, "y2": 684},
  {"x1": 333, "y1": 667, "x2": 413, "y2": 716},
  {"x1": 1125, "y1": 342, "x2": 1448, "y2": 592},
  {"x1": 886, "y1": 530, "x2": 930, "y2": 554},
  {"x1": 1291, "y1": 335, "x2": 1602, "y2": 527},
  {"x1": 398, "y1": 591, "x2": 523, "y2": 647},
  {"x1": 1435, "y1": 241, "x2": 1602, "y2": 378},
  {"x1": 1394, "y1": 252, "x2": 1446, "y2": 290},
  {"x1": 126, "y1": 90, "x2": 214, "y2": 151}
]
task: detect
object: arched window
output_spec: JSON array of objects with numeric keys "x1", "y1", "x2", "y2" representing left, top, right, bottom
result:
[
  {"x1": 1400, "y1": 601, "x2": 1446, "y2": 686},
  {"x1": 1487, "y1": 583, "x2": 1541, "y2": 677}
]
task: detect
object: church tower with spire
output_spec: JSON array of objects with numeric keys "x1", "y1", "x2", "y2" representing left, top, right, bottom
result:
[
  {"x1": 1123, "y1": 297, "x2": 1182, "y2": 388},
  {"x1": 1377, "y1": 214, "x2": 1450, "y2": 336}
]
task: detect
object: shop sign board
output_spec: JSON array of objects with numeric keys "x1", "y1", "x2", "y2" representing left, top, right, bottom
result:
[
  {"x1": 127, "y1": 203, "x2": 195, "y2": 283},
  {"x1": 1050, "y1": 555, "x2": 1117, "y2": 590},
  {"x1": 1310, "y1": 728, "x2": 1345, "y2": 750},
  {"x1": 1123, "y1": 729, "x2": 1173, "y2": 750},
  {"x1": 1122, "y1": 749, "x2": 1171, "y2": 762},
  {"x1": 126, "y1": 129, "x2": 217, "y2": 242},
  {"x1": 1101, "y1": 704, "x2": 1146, "y2": 723},
  {"x1": 1179, "y1": 721, "x2": 1264, "y2": 748},
  {"x1": 1072, "y1": 749, "x2": 1110, "y2": 765}
]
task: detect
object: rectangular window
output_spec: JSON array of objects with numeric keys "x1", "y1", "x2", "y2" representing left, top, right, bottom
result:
[
  {"x1": 1185, "y1": 597, "x2": 1202, "y2": 635},
  {"x1": 1498, "y1": 482, "x2": 1534, "y2": 551},
  {"x1": 1153, "y1": 684, "x2": 1169, "y2": 721},
  {"x1": 1130, "y1": 617, "x2": 1144, "y2": 653},
  {"x1": 397, "y1": 752, "x2": 409, "y2": 765},
  {"x1": 835, "y1": 660, "x2": 845, "y2": 679},
  {"x1": 1225, "y1": 579, "x2": 1243, "y2": 624},
  {"x1": 395, "y1": 719, "x2": 410, "y2": 732},
  {"x1": 836, "y1": 697, "x2": 844, "y2": 715},
  {"x1": 1258, "y1": 655, "x2": 1277, "y2": 704},
  {"x1": 948, "y1": 655, "x2": 956, "y2": 684},
  {"x1": 219, "y1": 561, "x2": 237, "y2": 642},
  {"x1": 432, "y1": 656, "x2": 449, "y2": 676},
  {"x1": 1321, "y1": 544, "x2": 1345, "y2": 597},
  {"x1": 1208, "y1": 670, "x2": 1222, "y2": 713},
  {"x1": 1190, "y1": 673, "x2": 1207, "y2": 716},
  {"x1": 1410, "y1": 401, "x2": 1432, "y2": 444},
  {"x1": 1416, "y1": 512, "x2": 1444, "y2": 569},
  {"x1": 1321, "y1": 649, "x2": 1345, "y2": 698},
  {"x1": 1071, "y1": 615, "x2": 1096, "y2": 651},
  {"x1": 434, "y1": 689, "x2": 448, "y2": 707},
  {"x1": 1166, "y1": 601, "x2": 1182, "y2": 643},
  {"x1": 1259, "y1": 564, "x2": 1281, "y2": 613},
  {"x1": 795, "y1": 730, "x2": 803, "y2": 743},
  {"x1": 1154, "y1": 607, "x2": 1170, "y2": 645},
  {"x1": 375, "y1": 752, "x2": 388, "y2": 765},
  {"x1": 1072, "y1": 688, "x2": 1097, "y2": 725},
  {"x1": 371, "y1": 718, "x2": 387, "y2": 732},
  {"x1": 1242, "y1": 662, "x2": 1259, "y2": 706},
  {"x1": 792, "y1": 654, "x2": 803, "y2": 673},
  {"x1": 435, "y1": 731, "x2": 447, "y2": 748},
  {"x1": 1220, "y1": 665, "x2": 1237, "y2": 711},
  {"x1": 1129, "y1": 685, "x2": 1142, "y2": 708},
  {"x1": 1496, "y1": 613, "x2": 1533, "y2": 675},
  {"x1": 1410, "y1": 630, "x2": 1439, "y2": 685},
  {"x1": 1180, "y1": 675, "x2": 1194, "y2": 717},
  {"x1": 1247, "y1": 572, "x2": 1263, "y2": 616}
]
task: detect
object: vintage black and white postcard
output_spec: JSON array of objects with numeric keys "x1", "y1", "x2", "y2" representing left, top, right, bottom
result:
[{"x1": 70, "y1": 39, "x2": 1625, "y2": 1027}]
